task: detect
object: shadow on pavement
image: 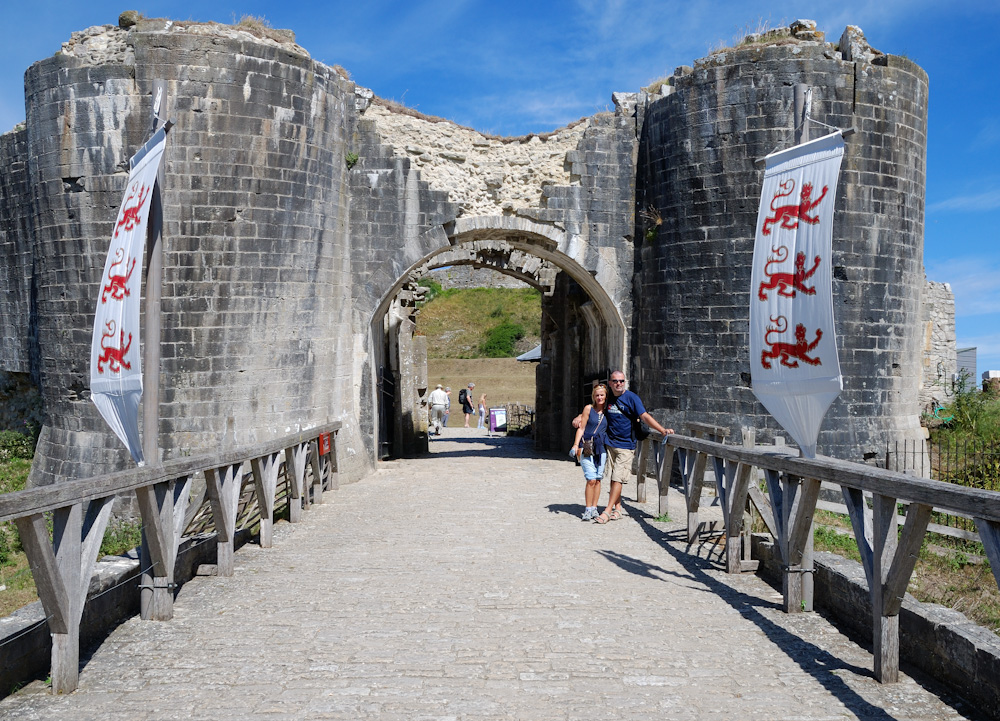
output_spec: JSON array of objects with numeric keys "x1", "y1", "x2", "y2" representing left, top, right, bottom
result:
[{"x1": 599, "y1": 502, "x2": 984, "y2": 721}]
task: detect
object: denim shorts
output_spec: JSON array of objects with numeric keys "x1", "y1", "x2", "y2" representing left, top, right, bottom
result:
[{"x1": 580, "y1": 452, "x2": 606, "y2": 481}]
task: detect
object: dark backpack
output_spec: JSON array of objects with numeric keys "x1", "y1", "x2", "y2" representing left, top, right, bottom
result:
[{"x1": 458, "y1": 388, "x2": 468, "y2": 405}]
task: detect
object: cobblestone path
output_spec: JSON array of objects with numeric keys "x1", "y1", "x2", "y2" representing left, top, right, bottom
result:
[{"x1": 0, "y1": 430, "x2": 980, "y2": 720}]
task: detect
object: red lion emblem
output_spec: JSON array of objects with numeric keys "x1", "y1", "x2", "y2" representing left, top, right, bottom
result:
[
  {"x1": 761, "y1": 179, "x2": 828, "y2": 236},
  {"x1": 101, "y1": 248, "x2": 137, "y2": 303},
  {"x1": 757, "y1": 246, "x2": 821, "y2": 301},
  {"x1": 96, "y1": 320, "x2": 133, "y2": 374},
  {"x1": 761, "y1": 315, "x2": 822, "y2": 369},
  {"x1": 114, "y1": 182, "x2": 150, "y2": 239}
]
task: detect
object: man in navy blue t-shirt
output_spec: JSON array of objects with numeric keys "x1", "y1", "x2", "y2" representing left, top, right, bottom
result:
[{"x1": 594, "y1": 370, "x2": 673, "y2": 524}]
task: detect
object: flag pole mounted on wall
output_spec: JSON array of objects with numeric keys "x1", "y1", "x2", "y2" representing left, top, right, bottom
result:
[
  {"x1": 143, "y1": 79, "x2": 169, "y2": 465},
  {"x1": 89, "y1": 81, "x2": 173, "y2": 465},
  {"x1": 749, "y1": 84, "x2": 852, "y2": 459}
]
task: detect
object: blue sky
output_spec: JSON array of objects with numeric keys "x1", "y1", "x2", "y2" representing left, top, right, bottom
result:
[{"x1": 2, "y1": 1, "x2": 998, "y2": 377}]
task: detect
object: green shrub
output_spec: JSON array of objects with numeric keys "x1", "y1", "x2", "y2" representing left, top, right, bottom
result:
[
  {"x1": 0, "y1": 431, "x2": 34, "y2": 463},
  {"x1": 479, "y1": 321, "x2": 525, "y2": 357},
  {"x1": 933, "y1": 370, "x2": 1000, "y2": 443},
  {"x1": 417, "y1": 278, "x2": 443, "y2": 303},
  {"x1": 100, "y1": 520, "x2": 143, "y2": 557}
]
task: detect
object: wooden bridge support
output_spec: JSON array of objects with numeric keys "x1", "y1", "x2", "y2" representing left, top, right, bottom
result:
[
  {"x1": 0, "y1": 423, "x2": 341, "y2": 695},
  {"x1": 251, "y1": 452, "x2": 281, "y2": 548},
  {"x1": 284, "y1": 443, "x2": 309, "y2": 522},
  {"x1": 14, "y1": 499, "x2": 113, "y2": 693},
  {"x1": 137, "y1": 477, "x2": 191, "y2": 620},
  {"x1": 205, "y1": 463, "x2": 243, "y2": 576},
  {"x1": 714, "y1": 428, "x2": 758, "y2": 575}
]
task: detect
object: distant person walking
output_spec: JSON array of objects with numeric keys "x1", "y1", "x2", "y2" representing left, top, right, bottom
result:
[
  {"x1": 571, "y1": 383, "x2": 609, "y2": 521},
  {"x1": 477, "y1": 392, "x2": 488, "y2": 430},
  {"x1": 595, "y1": 371, "x2": 673, "y2": 525},
  {"x1": 428, "y1": 384, "x2": 449, "y2": 436},
  {"x1": 443, "y1": 387, "x2": 452, "y2": 428},
  {"x1": 461, "y1": 382, "x2": 476, "y2": 427}
]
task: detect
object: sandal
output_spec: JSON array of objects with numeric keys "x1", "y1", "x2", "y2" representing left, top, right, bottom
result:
[
  {"x1": 608, "y1": 508, "x2": 622, "y2": 521},
  {"x1": 594, "y1": 512, "x2": 610, "y2": 525}
]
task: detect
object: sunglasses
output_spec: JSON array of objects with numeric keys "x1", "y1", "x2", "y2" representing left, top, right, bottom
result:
[{"x1": 610, "y1": 379, "x2": 626, "y2": 384}]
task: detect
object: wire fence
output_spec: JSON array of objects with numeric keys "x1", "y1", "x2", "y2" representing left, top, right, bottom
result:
[{"x1": 886, "y1": 437, "x2": 1000, "y2": 537}]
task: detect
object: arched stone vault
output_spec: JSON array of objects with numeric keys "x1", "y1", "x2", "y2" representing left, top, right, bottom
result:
[{"x1": 368, "y1": 214, "x2": 629, "y2": 457}]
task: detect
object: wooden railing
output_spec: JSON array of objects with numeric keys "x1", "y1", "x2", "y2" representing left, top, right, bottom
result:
[
  {"x1": 634, "y1": 423, "x2": 1000, "y2": 684},
  {"x1": 0, "y1": 421, "x2": 341, "y2": 694}
]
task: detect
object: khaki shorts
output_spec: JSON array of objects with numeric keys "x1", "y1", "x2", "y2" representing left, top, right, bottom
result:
[{"x1": 606, "y1": 446, "x2": 634, "y2": 485}]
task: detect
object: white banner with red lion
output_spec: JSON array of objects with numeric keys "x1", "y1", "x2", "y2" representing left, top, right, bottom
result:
[
  {"x1": 750, "y1": 131, "x2": 845, "y2": 458},
  {"x1": 89, "y1": 129, "x2": 166, "y2": 464}
]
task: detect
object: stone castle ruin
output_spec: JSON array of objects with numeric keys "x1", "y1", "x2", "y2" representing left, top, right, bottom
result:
[{"x1": 0, "y1": 15, "x2": 955, "y2": 486}]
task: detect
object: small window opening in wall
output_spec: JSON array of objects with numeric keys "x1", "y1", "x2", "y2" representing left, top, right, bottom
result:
[{"x1": 62, "y1": 177, "x2": 85, "y2": 192}]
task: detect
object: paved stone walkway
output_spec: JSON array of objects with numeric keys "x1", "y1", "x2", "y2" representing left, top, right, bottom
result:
[{"x1": 0, "y1": 430, "x2": 982, "y2": 720}]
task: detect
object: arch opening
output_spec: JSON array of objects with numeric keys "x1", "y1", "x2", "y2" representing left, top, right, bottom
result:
[{"x1": 368, "y1": 216, "x2": 627, "y2": 460}]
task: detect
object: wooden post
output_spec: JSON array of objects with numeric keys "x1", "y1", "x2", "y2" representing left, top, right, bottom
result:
[
  {"x1": 205, "y1": 463, "x2": 242, "y2": 576},
  {"x1": 309, "y1": 439, "x2": 324, "y2": 505},
  {"x1": 136, "y1": 477, "x2": 189, "y2": 620},
  {"x1": 656, "y1": 442, "x2": 674, "y2": 518},
  {"x1": 725, "y1": 427, "x2": 756, "y2": 574},
  {"x1": 251, "y1": 452, "x2": 281, "y2": 548},
  {"x1": 140, "y1": 79, "x2": 168, "y2": 616},
  {"x1": 635, "y1": 438, "x2": 649, "y2": 503},
  {"x1": 284, "y1": 443, "x2": 308, "y2": 522},
  {"x1": 50, "y1": 505, "x2": 81, "y2": 694},
  {"x1": 14, "y1": 498, "x2": 112, "y2": 694},
  {"x1": 872, "y1": 493, "x2": 898, "y2": 682},
  {"x1": 686, "y1": 450, "x2": 708, "y2": 542}
]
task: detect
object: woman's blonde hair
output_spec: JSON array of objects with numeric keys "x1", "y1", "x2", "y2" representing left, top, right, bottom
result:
[{"x1": 591, "y1": 383, "x2": 609, "y2": 406}]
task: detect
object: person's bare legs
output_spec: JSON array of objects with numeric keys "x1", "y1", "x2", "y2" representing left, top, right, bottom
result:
[
  {"x1": 585, "y1": 479, "x2": 601, "y2": 509},
  {"x1": 605, "y1": 480, "x2": 622, "y2": 516}
]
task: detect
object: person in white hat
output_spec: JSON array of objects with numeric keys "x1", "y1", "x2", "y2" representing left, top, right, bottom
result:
[{"x1": 428, "y1": 384, "x2": 448, "y2": 436}]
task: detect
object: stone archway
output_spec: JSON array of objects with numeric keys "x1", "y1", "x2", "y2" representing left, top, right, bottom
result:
[{"x1": 370, "y1": 215, "x2": 628, "y2": 457}]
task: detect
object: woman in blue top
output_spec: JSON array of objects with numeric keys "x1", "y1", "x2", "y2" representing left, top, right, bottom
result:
[{"x1": 571, "y1": 383, "x2": 609, "y2": 521}]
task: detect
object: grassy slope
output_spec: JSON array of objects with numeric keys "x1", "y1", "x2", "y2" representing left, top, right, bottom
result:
[
  {"x1": 418, "y1": 287, "x2": 541, "y2": 425},
  {"x1": 417, "y1": 287, "x2": 541, "y2": 359}
]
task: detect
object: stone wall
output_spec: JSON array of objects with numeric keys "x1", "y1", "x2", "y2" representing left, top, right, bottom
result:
[
  {"x1": 0, "y1": 127, "x2": 33, "y2": 376},
  {"x1": 920, "y1": 279, "x2": 956, "y2": 410},
  {"x1": 633, "y1": 26, "x2": 929, "y2": 462},
  {"x1": 429, "y1": 265, "x2": 530, "y2": 290},
  {"x1": 21, "y1": 20, "x2": 372, "y2": 485},
  {"x1": 0, "y1": 17, "x2": 953, "y2": 481},
  {"x1": 364, "y1": 103, "x2": 588, "y2": 217}
]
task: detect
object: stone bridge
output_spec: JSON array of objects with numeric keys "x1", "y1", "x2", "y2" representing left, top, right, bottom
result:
[
  {"x1": 0, "y1": 433, "x2": 975, "y2": 719},
  {"x1": 0, "y1": 17, "x2": 955, "y2": 491}
]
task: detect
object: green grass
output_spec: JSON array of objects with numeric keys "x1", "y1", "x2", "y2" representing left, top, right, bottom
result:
[
  {"x1": 813, "y1": 525, "x2": 862, "y2": 563},
  {"x1": 653, "y1": 513, "x2": 671, "y2": 523},
  {"x1": 417, "y1": 287, "x2": 541, "y2": 359},
  {"x1": 99, "y1": 521, "x2": 143, "y2": 557}
]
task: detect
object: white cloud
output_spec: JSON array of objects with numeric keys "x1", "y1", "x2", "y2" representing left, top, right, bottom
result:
[
  {"x1": 974, "y1": 119, "x2": 1000, "y2": 149},
  {"x1": 926, "y1": 258, "x2": 1000, "y2": 317},
  {"x1": 928, "y1": 188, "x2": 1000, "y2": 213}
]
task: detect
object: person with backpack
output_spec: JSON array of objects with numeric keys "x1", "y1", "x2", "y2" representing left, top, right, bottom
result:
[
  {"x1": 460, "y1": 382, "x2": 475, "y2": 427},
  {"x1": 594, "y1": 371, "x2": 673, "y2": 525}
]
